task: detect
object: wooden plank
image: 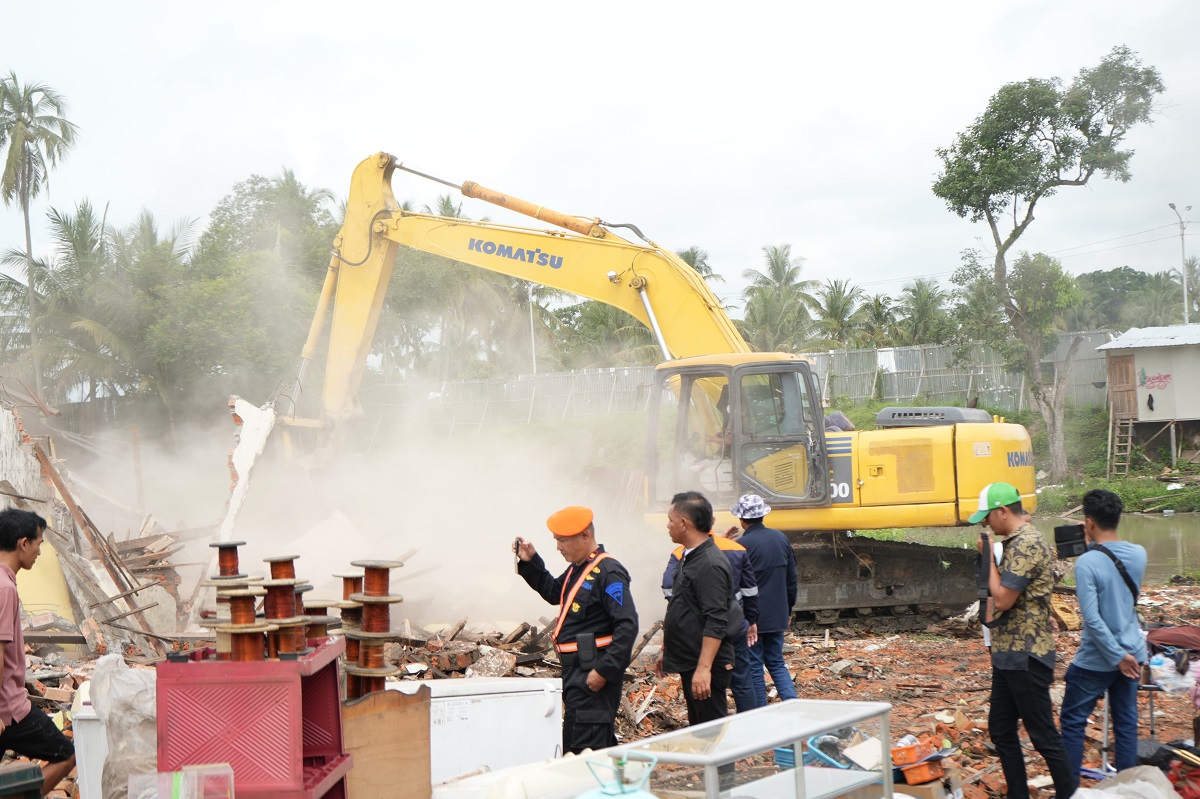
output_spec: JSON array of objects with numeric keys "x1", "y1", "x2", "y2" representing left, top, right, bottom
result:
[
  {"x1": 343, "y1": 687, "x2": 431, "y2": 799},
  {"x1": 23, "y1": 631, "x2": 87, "y2": 645},
  {"x1": 30, "y1": 443, "x2": 164, "y2": 657}
]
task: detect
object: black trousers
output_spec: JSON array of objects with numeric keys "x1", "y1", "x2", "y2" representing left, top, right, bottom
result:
[
  {"x1": 561, "y1": 662, "x2": 622, "y2": 755},
  {"x1": 679, "y1": 663, "x2": 733, "y2": 726},
  {"x1": 989, "y1": 661, "x2": 1076, "y2": 799}
]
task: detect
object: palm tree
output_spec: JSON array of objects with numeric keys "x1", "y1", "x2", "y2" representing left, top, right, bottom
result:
[
  {"x1": 859, "y1": 293, "x2": 898, "y2": 347},
  {"x1": 740, "y1": 244, "x2": 818, "y2": 351},
  {"x1": 811, "y1": 278, "x2": 865, "y2": 348},
  {"x1": 895, "y1": 277, "x2": 950, "y2": 345},
  {"x1": 1123, "y1": 271, "x2": 1182, "y2": 327},
  {"x1": 0, "y1": 73, "x2": 79, "y2": 397},
  {"x1": 676, "y1": 246, "x2": 723, "y2": 283}
]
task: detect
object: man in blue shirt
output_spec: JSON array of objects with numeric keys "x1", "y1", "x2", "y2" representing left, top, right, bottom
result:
[
  {"x1": 1060, "y1": 489, "x2": 1147, "y2": 775},
  {"x1": 729, "y1": 494, "x2": 798, "y2": 705}
]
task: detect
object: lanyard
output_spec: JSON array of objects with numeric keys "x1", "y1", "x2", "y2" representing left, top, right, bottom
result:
[{"x1": 552, "y1": 551, "x2": 611, "y2": 644}]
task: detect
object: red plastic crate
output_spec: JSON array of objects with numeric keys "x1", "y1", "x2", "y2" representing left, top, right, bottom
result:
[{"x1": 157, "y1": 637, "x2": 351, "y2": 799}]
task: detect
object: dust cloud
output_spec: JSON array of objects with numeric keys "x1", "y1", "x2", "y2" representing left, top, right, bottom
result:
[{"x1": 68, "y1": 398, "x2": 674, "y2": 636}]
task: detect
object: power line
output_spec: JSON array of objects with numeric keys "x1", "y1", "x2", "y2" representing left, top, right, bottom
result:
[{"x1": 1046, "y1": 223, "x2": 1178, "y2": 254}]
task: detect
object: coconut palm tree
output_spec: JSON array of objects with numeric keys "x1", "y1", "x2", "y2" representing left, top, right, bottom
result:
[
  {"x1": 895, "y1": 277, "x2": 951, "y2": 345},
  {"x1": 811, "y1": 278, "x2": 865, "y2": 348},
  {"x1": 859, "y1": 293, "x2": 898, "y2": 347},
  {"x1": 676, "y1": 246, "x2": 723, "y2": 283},
  {"x1": 740, "y1": 244, "x2": 818, "y2": 351},
  {"x1": 0, "y1": 73, "x2": 78, "y2": 397},
  {"x1": 1123, "y1": 271, "x2": 1183, "y2": 327}
]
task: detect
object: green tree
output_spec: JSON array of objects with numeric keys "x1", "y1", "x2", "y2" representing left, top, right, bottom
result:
[
  {"x1": 1070, "y1": 266, "x2": 1153, "y2": 330},
  {"x1": 932, "y1": 46, "x2": 1164, "y2": 480},
  {"x1": 895, "y1": 278, "x2": 951, "y2": 345},
  {"x1": 0, "y1": 73, "x2": 78, "y2": 398},
  {"x1": 811, "y1": 278, "x2": 864, "y2": 348},
  {"x1": 1122, "y1": 271, "x2": 1182, "y2": 327},
  {"x1": 676, "y1": 246, "x2": 723, "y2": 283},
  {"x1": 859, "y1": 293, "x2": 898, "y2": 347},
  {"x1": 740, "y1": 244, "x2": 818, "y2": 351}
]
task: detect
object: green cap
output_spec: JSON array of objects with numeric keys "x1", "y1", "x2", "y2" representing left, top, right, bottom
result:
[{"x1": 968, "y1": 482, "x2": 1021, "y2": 524}]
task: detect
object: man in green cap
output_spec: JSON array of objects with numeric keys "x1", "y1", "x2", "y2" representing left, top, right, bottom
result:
[{"x1": 973, "y1": 482, "x2": 1075, "y2": 799}]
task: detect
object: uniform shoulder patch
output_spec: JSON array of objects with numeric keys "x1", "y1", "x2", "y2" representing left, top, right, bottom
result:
[{"x1": 606, "y1": 582, "x2": 625, "y2": 605}]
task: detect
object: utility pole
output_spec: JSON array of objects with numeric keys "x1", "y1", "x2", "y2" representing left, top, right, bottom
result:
[{"x1": 1169, "y1": 203, "x2": 1191, "y2": 325}]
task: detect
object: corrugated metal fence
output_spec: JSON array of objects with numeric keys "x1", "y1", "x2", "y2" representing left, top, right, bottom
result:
[{"x1": 361, "y1": 331, "x2": 1113, "y2": 435}]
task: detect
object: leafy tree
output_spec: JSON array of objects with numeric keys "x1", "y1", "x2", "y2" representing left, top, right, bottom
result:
[
  {"x1": 552, "y1": 301, "x2": 656, "y2": 367},
  {"x1": 0, "y1": 73, "x2": 78, "y2": 398},
  {"x1": 932, "y1": 46, "x2": 1164, "y2": 480},
  {"x1": 811, "y1": 278, "x2": 864, "y2": 348},
  {"x1": 197, "y1": 170, "x2": 336, "y2": 282},
  {"x1": 740, "y1": 244, "x2": 818, "y2": 351},
  {"x1": 1070, "y1": 266, "x2": 1153, "y2": 330}
]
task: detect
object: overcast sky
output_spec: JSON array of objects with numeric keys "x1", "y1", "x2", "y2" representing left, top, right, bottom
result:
[{"x1": 4, "y1": 1, "x2": 1198, "y2": 313}]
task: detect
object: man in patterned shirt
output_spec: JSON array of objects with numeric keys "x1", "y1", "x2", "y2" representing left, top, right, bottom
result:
[{"x1": 972, "y1": 483, "x2": 1075, "y2": 799}]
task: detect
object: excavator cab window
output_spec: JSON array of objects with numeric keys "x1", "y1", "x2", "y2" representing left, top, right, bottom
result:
[
  {"x1": 649, "y1": 371, "x2": 735, "y2": 505},
  {"x1": 647, "y1": 363, "x2": 829, "y2": 509},
  {"x1": 732, "y1": 368, "x2": 828, "y2": 505}
]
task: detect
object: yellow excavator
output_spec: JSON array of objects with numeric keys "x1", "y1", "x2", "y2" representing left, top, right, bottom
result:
[{"x1": 282, "y1": 152, "x2": 1037, "y2": 623}]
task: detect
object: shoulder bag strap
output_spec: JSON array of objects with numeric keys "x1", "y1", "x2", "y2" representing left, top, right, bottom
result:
[{"x1": 1092, "y1": 543, "x2": 1139, "y2": 600}]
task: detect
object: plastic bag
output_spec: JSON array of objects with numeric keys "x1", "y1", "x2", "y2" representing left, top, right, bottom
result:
[
  {"x1": 90, "y1": 654, "x2": 158, "y2": 799},
  {"x1": 1073, "y1": 765, "x2": 1177, "y2": 799},
  {"x1": 1148, "y1": 654, "x2": 1195, "y2": 695}
]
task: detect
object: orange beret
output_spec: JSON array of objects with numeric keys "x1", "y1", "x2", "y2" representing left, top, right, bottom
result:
[{"x1": 546, "y1": 506, "x2": 593, "y2": 537}]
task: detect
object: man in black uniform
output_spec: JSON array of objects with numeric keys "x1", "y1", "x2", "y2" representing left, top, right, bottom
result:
[{"x1": 515, "y1": 506, "x2": 639, "y2": 754}]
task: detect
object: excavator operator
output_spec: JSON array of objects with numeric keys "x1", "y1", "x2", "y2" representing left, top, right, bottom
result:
[{"x1": 514, "y1": 507, "x2": 639, "y2": 754}]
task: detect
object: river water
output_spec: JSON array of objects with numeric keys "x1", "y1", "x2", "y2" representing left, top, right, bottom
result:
[{"x1": 1033, "y1": 513, "x2": 1200, "y2": 585}]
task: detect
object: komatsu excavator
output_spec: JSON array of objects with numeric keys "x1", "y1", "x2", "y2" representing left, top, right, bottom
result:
[{"x1": 280, "y1": 152, "x2": 1037, "y2": 624}]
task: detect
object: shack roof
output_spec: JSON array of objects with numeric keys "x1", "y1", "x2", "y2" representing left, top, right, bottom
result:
[{"x1": 1095, "y1": 323, "x2": 1200, "y2": 351}]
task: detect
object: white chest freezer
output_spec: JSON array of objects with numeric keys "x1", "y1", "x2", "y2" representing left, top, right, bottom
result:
[{"x1": 392, "y1": 677, "x2": 562, "y2": 784}]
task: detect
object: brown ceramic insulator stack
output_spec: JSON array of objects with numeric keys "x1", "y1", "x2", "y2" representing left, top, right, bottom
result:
[
  {"x1": 210, "y1": 586, "x2": 274, "y2": 662},
  {"x1": 333, "y1": 572, "x2": 364, "y2": 698},
  {"x1": 261, "y1": 576, "x2": 306, "y2": 659},
  {"x1": 344, "y1": 560, "x2": 403, "y2": 698}
]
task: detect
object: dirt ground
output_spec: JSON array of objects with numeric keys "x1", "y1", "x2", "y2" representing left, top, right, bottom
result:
[{"x1": 617, "y1": 584, "x2": 1200, "y2": 798}]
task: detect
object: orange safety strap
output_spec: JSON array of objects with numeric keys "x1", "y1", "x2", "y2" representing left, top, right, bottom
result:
[
  {"x1": 555, "y1": 635, "x2": 613, "y2": 653},
  {"x1": 552, "y1": 551, "x2": 612, "y2": 646}
]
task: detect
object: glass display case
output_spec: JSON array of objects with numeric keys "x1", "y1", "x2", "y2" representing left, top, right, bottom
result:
[{"x1": 611, "y1": 699, "x2": 893, "y2": 799}]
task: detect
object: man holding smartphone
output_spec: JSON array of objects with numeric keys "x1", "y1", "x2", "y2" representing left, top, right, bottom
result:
[
  {"x1": 515, "y1": 506, "x2": 638, "y2": 754},
  {"x1": 1060, "y1": 489, "x2": 1146, "y2": 775}
]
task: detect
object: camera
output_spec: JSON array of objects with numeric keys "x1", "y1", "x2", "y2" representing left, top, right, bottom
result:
[{"x1": 1054, "y1": 524, "x2": 1088, "y2": 559}]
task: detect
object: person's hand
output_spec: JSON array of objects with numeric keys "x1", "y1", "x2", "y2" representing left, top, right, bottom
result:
[
  {"x1": 1119, "y1": 653, "x2": 1141, "y2": 681},
  {"x1": 586, "y1": 669, "x2": 607, "y2": 691},
  {"x1": 653, "y1": 654, "x2": 665, "y2": 679},
  {"x1": 976, "y1": 533, "x2": 990, "y2": 554},
  {"x1": 513, "y1": 537, "x2": 537, "y2": 562},
  {"x1": 746, "y1": 623, "x2": 758, "y2": 648},
  {"x1": 723, "y1": 525, "x2": 741, "y2": 540},
  {"x1": 691, "y1": 664, "x2": 713, "y2": 700}
]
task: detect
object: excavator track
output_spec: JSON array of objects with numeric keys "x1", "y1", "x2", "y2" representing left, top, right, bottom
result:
[{"x1": 786, "y1": 532, "x2": 977, "y2": 632}]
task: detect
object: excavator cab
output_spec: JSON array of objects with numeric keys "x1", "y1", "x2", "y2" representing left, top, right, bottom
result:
[{"x1": 647, "y1": 357, "x2": 830, "y2": 510}]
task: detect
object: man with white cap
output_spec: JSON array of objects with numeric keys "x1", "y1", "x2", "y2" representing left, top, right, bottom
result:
[
  {"x1": 730, "y1": 494, "x2": 798, "y2": 704},
  {"x1": 515, "y1": 506, "x2": 639, "y2": 754},
  {"x1": 971, "y1": 483, "x2": 1075, "y2": 799}
]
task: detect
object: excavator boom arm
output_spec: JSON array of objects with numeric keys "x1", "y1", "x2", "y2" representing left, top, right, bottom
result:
[{"x1": 306, "y1": 152, "x2": 748, "y2": 426}]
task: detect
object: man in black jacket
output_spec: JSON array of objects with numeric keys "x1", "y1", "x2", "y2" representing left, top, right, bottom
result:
[
  {"x1": 515, "y1": 506, "x2": 638, "y2": 754},
  {"x1": 654, "y1": 492, "x2": 734, "y2": 725}
]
